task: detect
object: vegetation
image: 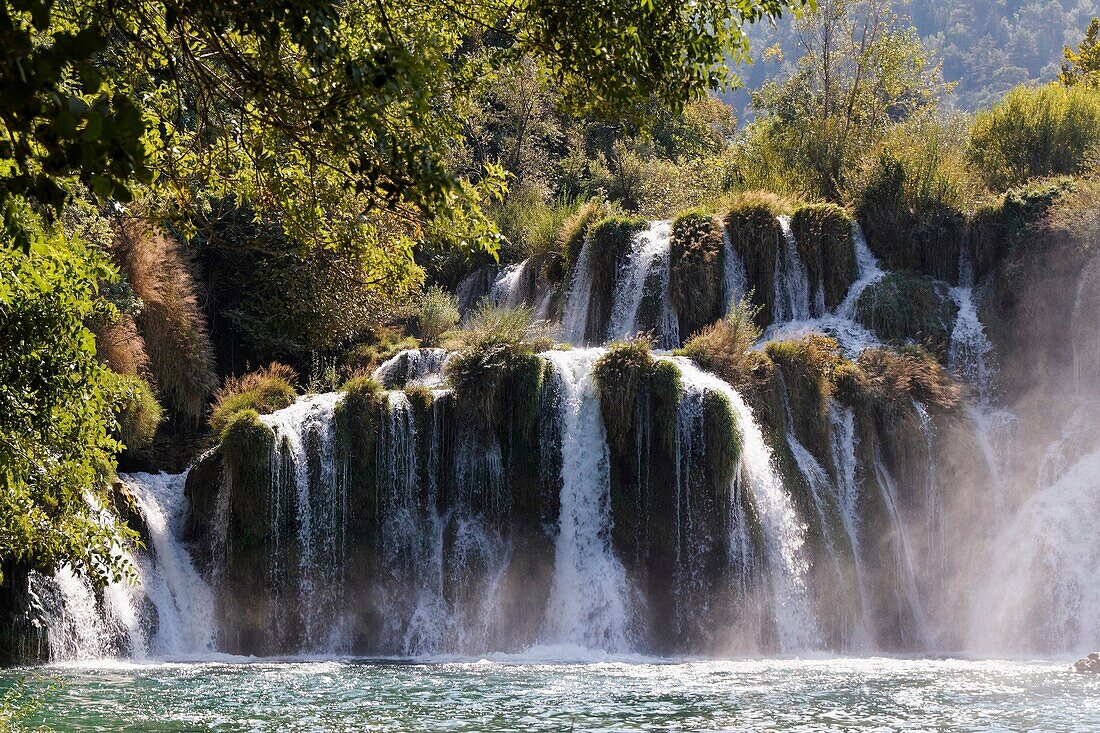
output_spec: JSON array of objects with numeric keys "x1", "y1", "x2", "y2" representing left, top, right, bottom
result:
[
  {"x1": 115, "y1": 376, "x2": 164, "y2": 453},
  {"x1": 417, "y1": 287, "x2": 460, "y2": 347},
  {"x1": 1060, "y1": 18, "x2": 1100, "y2": 88},
  {"x1": 790, "y1": 203, "x2": 855, "y2": 310},
  {"x1": 209, "y1": 364, "x2": 298, "y2": 438},
  {"x1": 724, "y1": 193, "x2": 791, "y2": 325},
  {"x1": 669, "y1": 211, "x2": 725, "y2": 339},
  {"x1": 855, "y1": 272, "x2": 958, "y2": 360},
  {"x1": 765, "y1": 335, "x2": 839, "y2": 462},
  {"x1": 968, "y1": 84, "x2": 1100, "y2": 190},
  {"x1": 220, "y1": 410, "x2": 275, "y2": 547},
  {"x1": 678, "y1": 298, "x2": 764, "y2": 390}
]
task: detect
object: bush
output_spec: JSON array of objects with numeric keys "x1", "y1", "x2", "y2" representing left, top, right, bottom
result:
[
  {"x1": 855, "y1": 151, "x2": 966, "y2": 283},
  {"x1": 670, "y1": 210, "x2": 724, "y2": 338},
  {"x1": 790, "y1": 203, "x2": 855, "y2": 310},
  {"x1": 417, "y1": 286, "x2": 460, "y2": 346},
  {"x1": 677, "y1": 297, "x2": 763, "y2": 390},
  {"x1": 556, "y1": 197, "x2": 619, "y2": 281},
  {"x1": 724, "y1": 192, "x2": 793, "y2": 326},
  {"x1": 446, "y1": 299, "x2": 553, "y2": 352},
  {"x1": 112, "y1": 220, "x2": 217, "y2": 423},
  {"x1": 342, "y1": 326, "x2": 420, "y2": 375},
  {"x1": 492, "y1": 184, "x2": 576, "y2": 261},
  {"x1": 969, "y1": 83, "x2": 1100, "y2": 191},
  {"x1": 855, "y1": 346, "x2": 960, "y2": 412},
  {"x1": 969, "y1": 178, "x2": 1077, "y2": 280},
  {"x1": 115, "y1": 376, "x2": 164, "y2": 452},
  {"x1": 209, "y1": 363, "x2": 298, "y2": 436}
]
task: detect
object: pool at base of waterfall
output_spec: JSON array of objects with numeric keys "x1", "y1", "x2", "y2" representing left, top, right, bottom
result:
[{"x1": 4, "y1": 656, "x2": 1098, "y2": 731}]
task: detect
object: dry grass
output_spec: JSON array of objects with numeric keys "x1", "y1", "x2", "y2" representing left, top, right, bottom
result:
[
  {"x1": 856, "y1": 346, "x2": 961, "y2": 412},
  {"x1": 112, "y1": 220, "x2": 217, "y2": 424},
  {"x1": 91, "y1": 314, "x2": 150, "y2": 377},
  {"x1": 678, "y1": 297, "x2": 763, "y2": 389}
]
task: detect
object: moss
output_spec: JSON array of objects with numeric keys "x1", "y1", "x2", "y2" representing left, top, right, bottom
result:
[
  {"x1": 725, "y1": 193, "x2": 792, "y2": 327},
  {"x1": 583, "y1": 217, "x2": 647, "y2": 342},
  {"x1": 855, "y1": 271, "x2": 958, "y2": 360},
  {"x1": 445, "y1": 342, "x2": 511, "y2": 427},
  {"x1": 334, "y1": 377, "x2": 385, "y2": 537},
  {"x1": 702, "y1": 390, "x2": 740, "y2": 492},
  {"x1": 970, "y1": 177, "x2": 1076, "y2": 280},
  {"x1": 856, "y1": 153, "x2": 966, "y2": 284},
  {"x1": 504, "y1": 352, "x2": 545, "y2": 442},
  {"x1": 650, "y1": 360, "x2": 682, "y2": 455},
  {"x1": 790, "y1": 203, "x2": 855, "y2": 310},
  {"x1": 764, "y1": 335, "x2": 838, "y2": 465},
  {"x1": 404, "y1": 384, "x2": 434, "y2": 420},
  {"x1": 220, "y1": 409, "x2": 275, "y2": 547},
  {"x1": 670, "y1": 210, "x2": 724, "y2": 338},
  {"x1": 115, "y1": 375, "x2": 164, "y2": 452},
  {"x1": 593, "y1": 339, "x2": 655, "y2": 454},
  {"x1": 557, "y1": 198, "x2": 618, "y2": 282},
  {"x1": 209, "y1": 364, "x2": 298, "y2": 436},
  {"x1": 183, "y1": 447, "x2": 223, "y2": 543}
]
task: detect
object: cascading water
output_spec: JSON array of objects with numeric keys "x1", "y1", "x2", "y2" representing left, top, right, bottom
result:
[
  {"x1": 827, "y1": 402, "x2": 872, "y2": 648},
  {"x1": 604, "y1": 220, "x2": 679, "y2": 347},
  {"x1": 671, "y1": 357, "x2": 820, "y2": 652},
  {"x1": 773, "y1": 215, "x2": 813, "y2": 324},
  {"x1": 373, "y1": 348, "x2": 451, "y2": 389},
  {"x1": 720, "y1": 221, "x2": 748, "y2": 314},
  {"x1": 542, "y1": 349, "x2": 634, "y2": 651}
]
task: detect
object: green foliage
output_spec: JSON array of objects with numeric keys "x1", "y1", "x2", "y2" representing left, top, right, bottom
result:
[
  {"x1": 855, "y1": 271, "x2": 958, "y2": 360},
  {"x1": 0, "y1": 215, "x2": 136, "y2": 586},
  {"x1": 209, "y1": 364, "x2": 298, "y2": 437},
  {"x1": 968, "y1": 84, "x2": 1100, "y2": 190},
  {"x1": 1060, "y1": 18, "x2": 1100, "y2": 88},
  {"x1": 790, "y1": 204, "x2": 855, "y2": 310},
  {"x1": 669, "y1": 210, "x2": 724, "y2": 339},
  {"x1": 446, "y1": 300, "x2": 552, "y2": 352},
  {"x1": 702, "y1": 390, "x2": 740, "y2": 492},
  {"x1": 220, "y1": 409, "x2": 275, "y2": 547},
  {"x1": 491, "y1": 187, "x2": 577, "y2": 261},
  {"x1": 970, "y1": 178, "x2": 1077, "y2": 279},
  {"x1": 342, "y1": 327, "x2": 420, "y2": 375},
  {"x1": 764, "y1": 335, "x2": 839, "y2": 462},
  {"x1": 115, "y1": 376, "x2": 164, "y2": 453},
  {"x1": 678, "y1": 297, "x2": 764, "y2": 390},
  {"x1": 855, "y1": 150, "x2": 966, "y2": 283},
  {"x1": 446, "y1": 342, "x2": 546, "y2": 431},
  {"x1": 594, "y1": 339, "x2": 656, "y2": 454},
  {"x1": 417, "y1": 286, "x2": 459, "y2": 347},
  {"x1": 558, "y1": 198, "x2": 619, "y2": 281},
  {"x1": 651, "y1": 360, "x2": 683, "y2": 455}
]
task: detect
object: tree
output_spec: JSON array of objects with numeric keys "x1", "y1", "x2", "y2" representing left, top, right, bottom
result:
[
  {"x1": 748, "y1": 0, "x2": 951, "y2": 199},
  {"x1": 1060, "y1": 18, "x2": 1100, "y2": 88},
  {"x1": 0, "y1": 208, "x2": 135, "y2": 586}
]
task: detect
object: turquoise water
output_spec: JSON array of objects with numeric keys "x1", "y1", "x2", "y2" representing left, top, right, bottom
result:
[{"x1": 3, "y1": 656, "x2": 1097, "y2": 731}]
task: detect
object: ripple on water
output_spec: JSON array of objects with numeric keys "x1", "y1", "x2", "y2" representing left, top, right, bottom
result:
[{"x1": 2, "y1": 657, "x2": 1098, "y2": 732}]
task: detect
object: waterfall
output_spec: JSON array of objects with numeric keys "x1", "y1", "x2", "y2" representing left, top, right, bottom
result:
[
  {"x1": 827, "y1": 403, "x2": 872, "y2": 648},
  {"x1": 561, "y1": 237, "x2": 598, "y2": 345},
  {"x1": 721, "y1": 220, "x2": 749, "y2": 314},
  {"x1": 671, "y1": 357, "x2": 820, "y2": 652},
  {"x1": 835, "y1": 224, "x2": 885, "y2": 320},
  {"x1": 604, "y1": 220, "x2": 679, "y2": 347},
  {"x1": 773, "y1": 215, "x2": 813, "y2": 325},
  {"x1": 542, "y1": 349, "x2": 634, "y2": 651},
  {"x1": 947, "y1": 251, "x2": 995, "y2": 404},
  {"x1": 261, "y1": 393, "x2": 346, "y2": 652},
  {"x1": 969, "y1": 448, "x2": 1100, "y2": 655},
  {"x1": 373, "y1": 348, "x2": 451, "y2": 389}
]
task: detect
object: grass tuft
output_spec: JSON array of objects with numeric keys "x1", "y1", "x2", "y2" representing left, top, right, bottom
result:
[{"x1": 209, "y1": 363, "x2": 298, "y2": 436}]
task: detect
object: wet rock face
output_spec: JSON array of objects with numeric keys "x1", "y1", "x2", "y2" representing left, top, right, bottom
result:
[{"x1": 1072, "y1": 652, "x2": 1100, "y2": 673}]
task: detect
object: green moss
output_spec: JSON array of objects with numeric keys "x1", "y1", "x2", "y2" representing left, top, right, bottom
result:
[
  {"x1": 856, "y1": 153, "x2": 966, "y2": 283},
  {"x1": 702, "y1": 390, "x2": 739, "y2": 492},
  {"x1": 764, "y1": 335, "x2": 838, "y2": 465},
  {"x1": 650, "y1": 360, "x2": 682, "y2": 455},
  {"x1": 855, "y1": 271, "x2": 958, "y2": 360},
  {"x1": 670, "y1": 210, "x2": 724, "y2": 338},
  {"x1": 593, "y1": 339, "x2": 655, "y2": 454},
  {"x1": 220, "y1": 409, "x2": 275, "y2": 547},
  {"x1": 404, "y1": 384, "x2": 434, "y2": 420},
  {"x1": 725, "y1": 194, "x2": 792, "y2": 327},
  {"x1": 334, "y1": 376, "x2": 385, "y2": 536},
  {"x1": 558, "y1": 198, "x2": 618, "y2": 282},
  {"x1": 790, "y1": 203, "x2": 855, "y2": 310},
  {"x1": 115, "y1": 375, "x2": 164, "y2": 452},
  {"x1": 183, "y1": 447, "x2": 223, "y2": 542}
]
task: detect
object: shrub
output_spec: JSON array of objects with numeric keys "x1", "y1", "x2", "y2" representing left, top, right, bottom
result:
[
  {"x1": 112, "y1": 220, "x2": 217, "y2": 424},
  {"x1": 855, "y1": 151, "x2": 966, "y2": 283},
  {"x1": 724, "y1": 192, "x2": 793, "y2": 325},
  {"x1": 677, "y1": 297, "x2": 763, "y2": 390},
  {"x1": 492, "y1": 184, "x2": 576, "y2": 261},
  {"x1": 115, "y1": 376, "x2": 164, "y2": 452},
  {"x1": 593, "y1": 338, "x2": 655, "y2": 453},
  {"x1": 209, "y1": 363, "x2": 298, "y2": 436},
  {"x1": 417, "y1": 286, "x2": 460, "y2": 346},
  {"x1": 970, "y1": 177, "x2": 1077, "y2": 280},
  {"x1": 90, "y1": 314, "x2": 149, "y2": 377},
  {"x1": 855, "y1": 346, "x2": 960, "y2": 412},
  {"x1": 855, "y1": 271, "x2": 958, "y2": 360},
  {"x1": 342, "y1": 326, "x2": 420, "y2": 375},
  {"x1": 790, "y1": 203, "x2": 855, "y2": 310},
  {"x1": 969, "y1": 84, "x2": 1100, "y2": 191},
  {"x1": 446, "y1": 300, "x2": 553, "y2": 352},
  {"x1": 670, "y1": 210, "x2": 724, "y2": 338}
]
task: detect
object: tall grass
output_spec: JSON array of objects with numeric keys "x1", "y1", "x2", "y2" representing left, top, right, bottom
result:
[
  {"x1": 969, "y1": 83, "x2": 1100, "y2": 190},
  {"x1": 417, "y1": 286, "x2": 460, "y2": 346},
  {"x1": 678, "y1": 297, "x2": 763, "y2": 388},
  {"x1": 112, "y1": 220, "x2": 217, "y2": 424},
  {"x1": 208, "y1": 363, "x2": 298, "y2": 436}
]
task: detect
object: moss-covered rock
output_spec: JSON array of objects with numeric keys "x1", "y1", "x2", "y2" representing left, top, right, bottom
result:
[
  {"x1": 764, "y1": 335, "x2": 838, "y2": 466},
  {"x1": 220, "y1": 409, "x2": 276, "y2": 548},
  {"x1": 970, "y1": 177, "x2": 1076, "y2": 281},
  {"x1": 855, "y1": 271, "x2": 958, "y2": 360},
  {"x1": 670, "y1": 210, "x2": 724, "y2": 339},
  {"x1": 183, "y1": 447, "x2": 224, "y2": 545},
  {"x1": 725, "y1": 193, "x2": 792, "y2": 327},
  {"x1": 209, "y1": 364, "x2": 298, "y2": 436},
  {"x1": 593, "y1": 339, "x2": 655, "y2": 454},
  {"x1": 0, "y1": 562, "x2": 48, "y2": 665},
  {"x1": 581, "y1": 217, "x2": 647, "y2": 342},
  {"x1": 651, "y1": 360, "x2": 682, "y2": 455},
  {"x1": 791, "y1": 204, "x2": 856, "y2": 310},
  {"x1": 334, "y1": 376, "x2": 385, "y2": 538},
  {"x1": 702, "y1": 390, "x2": 740, "y2": 493}
]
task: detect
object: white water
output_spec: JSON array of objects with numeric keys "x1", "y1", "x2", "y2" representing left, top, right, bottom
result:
[
  {"x1": 720, "y1": 219, "x2": 748, "y2": 314},
  {"x1": 828, "y1": 402, "x2": 872, "y2": 648},
  {"x1": 542, "y1": 349, "x2": 634, "y2": 650},
  {"x1": 773, "y1": 215, "x2": 813, "y2": 324},
  {"x1": 670, "y1": 357, "x2": 820, "y2": 652},
  {"x1": 373, "y1": 348, "x2": 452, "y2": 389},
  {"x1": 764, "y1": 222, "x2": 882, "y2": 354},
  {"x1": 560, "y1": 236, "x2": 598, "y2": 345}
]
